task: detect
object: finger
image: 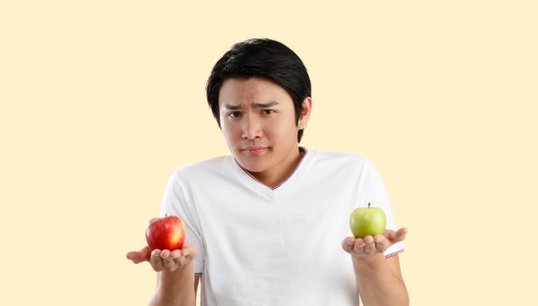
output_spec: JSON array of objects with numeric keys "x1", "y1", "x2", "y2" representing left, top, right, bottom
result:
[
  {"x1": 384, "y1": 229, "x2": 396, "y2": 239},
  {"x1": 395, "y1": 227, "x2": 408, "y2": 241},
  {"x1": 353, "y1": 238, "x2": 366, "y2": 253},
  {"x1": 125, "y1": 247, "x2": 149, "y2": 264},
  {"x1": 126, "y1": 246, "x2": 151, "y2": 264},
  {"x1": 386, "y1": 227, "x2": 407, "y2": 243},
  {"x1": 126, "y1": 251, "x2": 145, "y2": 264},
  {"x1": 149, "y1": 249, "x2": 164, "y2": 271},
  {"x1": 181, "y1": 244, "x2": 197, "y2": 260},
  {"x1": 171, "y1": 249, "x2": 182, "y2": 258},
  {"x1": 374, "y1": 234, "x2": 384, "y2": 243},
  {"x1": 160, "y1": 249, "x2": 171, "y2": 258},
  {"x1": 171, "y1": 250, "x2": 183, "y2": 266},
  {"x1": 170, "y1": 244, "x2": 197, "y2": 267},
  {"x1": 363, "y1": 236, "x2": 375, "y2": 255},
  {"x1": 374, "y1": 234, "x2": 388, "y2": 252},
  {"x1": 161, "y1": 250, "x2": 178, "y2": 271},
  {"x1": 341, "y1": 237, "x2": 355, "y2": 253}
]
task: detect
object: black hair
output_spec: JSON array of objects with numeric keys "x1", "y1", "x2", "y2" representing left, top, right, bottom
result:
[{"x1": 205, "y1": 38, "x2": 311, "y2": 142}]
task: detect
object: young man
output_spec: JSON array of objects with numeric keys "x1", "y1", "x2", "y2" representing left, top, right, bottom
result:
[{"x1": 127, "y1": 38, "x2": 409, "y2": 306}]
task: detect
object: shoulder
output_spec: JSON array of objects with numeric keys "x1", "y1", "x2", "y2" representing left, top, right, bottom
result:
[
  {"x1": 169, "y1": 155, "x2": 233, "y2": 184},
  {"x1": 308, "y1": 148, "x2": 375, "y2": 171}
]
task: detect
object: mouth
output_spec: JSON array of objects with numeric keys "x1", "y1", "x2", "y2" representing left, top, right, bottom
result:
[{"x1": 241, "y1": 146, "x2": 269, "y2": 155}]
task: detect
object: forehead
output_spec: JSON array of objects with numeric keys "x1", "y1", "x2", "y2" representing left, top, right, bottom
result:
[{"x1": 218, "y1": 77, "x2": 292, "y2": 105}]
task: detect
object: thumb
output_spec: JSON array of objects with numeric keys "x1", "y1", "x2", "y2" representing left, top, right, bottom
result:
[
  {"x1": 388, "y1": 227, "x2": 407, "y2": 243},
  {"x1": 126, "y1": 246, "x2": 151, "y2": 264}
]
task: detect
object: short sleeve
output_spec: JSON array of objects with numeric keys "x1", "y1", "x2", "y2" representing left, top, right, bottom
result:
[
  {"x1": 357, "y1": 158, "x2": 404, "y2": 257},
  {"x1": 159, "y1": 170, "x2": 205, "y2": 273}
]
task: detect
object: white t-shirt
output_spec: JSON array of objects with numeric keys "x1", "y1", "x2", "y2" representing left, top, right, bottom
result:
[{"x1": 160, "y1": 148, "x2": 404, "y2": 306}]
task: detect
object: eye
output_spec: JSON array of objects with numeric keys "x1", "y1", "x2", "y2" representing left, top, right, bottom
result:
[
  {"x1": 262, "y1": 109, "x2": 276, "y2": 116},
  {"x1": 227, "y1": 111, "x2": 242, "y2": 119}
]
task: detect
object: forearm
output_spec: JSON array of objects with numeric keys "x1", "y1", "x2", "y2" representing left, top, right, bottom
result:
[
  {"x1": 150, "y1": 264, "x2": 196, "y2": 306},
  {"x1": 353, "y1": 255, "x2": 409, "y2": 306}
]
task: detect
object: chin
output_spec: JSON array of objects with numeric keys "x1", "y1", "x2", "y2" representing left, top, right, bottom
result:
[
  {"x1": 235, "y1": 157, "x2": 268, "y2": 173},
  {"x1": 239, "y1": 160, "x2": 265, "y2": 173}
]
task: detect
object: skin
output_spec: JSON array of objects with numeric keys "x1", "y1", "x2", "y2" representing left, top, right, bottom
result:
[
  {"x1": 126, "y1": 219, "x2": 198, "y2": 306},
  {"x1": 218, "y1": 77, "x2": 312, "y2": 188},
  {"x1": 342, "y1": 229, "x2": 409, "y2": 306},
  {"x1": 126, "y1": 77, "x2": 409, "y2": 306}
]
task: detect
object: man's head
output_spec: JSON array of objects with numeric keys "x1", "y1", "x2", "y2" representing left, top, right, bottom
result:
[{"x1": 206, "y1": 38, "x2": 312, "y2": 142}]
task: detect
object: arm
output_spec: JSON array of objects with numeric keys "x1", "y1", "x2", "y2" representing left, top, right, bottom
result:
[
  {"x1": 353, "y1": 253, "x2": 408, "y2": 306},
  {"x1": 149, "y1": 267, "x2": 198, "y2": 306},
  {"x1": 127, "y1": 244, "x2": 198, "y2": 306},
  {"x1": 342, "y1": 228, "x2": 409, "y2": 306}
]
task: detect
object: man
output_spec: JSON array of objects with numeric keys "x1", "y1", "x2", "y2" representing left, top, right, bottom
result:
[{"x1": 127, "y1": 38, "x2": 409, "y2": 306}]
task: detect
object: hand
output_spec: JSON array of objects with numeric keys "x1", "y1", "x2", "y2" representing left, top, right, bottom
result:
[
  {"x1": 125, "y1": 218, "x2": 159, "y2": 264},
  {"x1": 341, "y1": 227, "x2": 407, "y2": 261},
  {"x1": 126, "y1": 244, "x2": 197, "y2": 272}
]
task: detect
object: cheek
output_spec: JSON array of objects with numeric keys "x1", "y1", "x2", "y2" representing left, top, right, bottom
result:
[
  {"x1": 267, "y1": 120, "x2": 298, "y2": 139},
  {"x1": 221, "y1": 123, "x2": 241, "y2": 142}
]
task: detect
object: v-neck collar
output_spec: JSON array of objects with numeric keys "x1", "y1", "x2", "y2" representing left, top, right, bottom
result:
[{"x1": 229, "y1": 147, "x2": 314, "y2": 200}]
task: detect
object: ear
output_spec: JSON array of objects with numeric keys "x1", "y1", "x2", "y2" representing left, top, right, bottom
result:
[{"x1": 298, "y1": 97, "x2": 313, "y2": 129}]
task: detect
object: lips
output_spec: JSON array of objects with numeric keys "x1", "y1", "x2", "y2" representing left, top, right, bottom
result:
[{"x1": 241, "y1": 146, "x2": 269, "y2": 155}]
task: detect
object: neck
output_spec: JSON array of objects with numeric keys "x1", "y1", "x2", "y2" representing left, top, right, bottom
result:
[{"x1": 247, "y1": 147, "x2": 306, "y2": 189}]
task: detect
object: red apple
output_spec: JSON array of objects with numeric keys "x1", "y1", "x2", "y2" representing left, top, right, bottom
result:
[{"x1": 145, "y1": 216, "x2": 186, "y2": 251}]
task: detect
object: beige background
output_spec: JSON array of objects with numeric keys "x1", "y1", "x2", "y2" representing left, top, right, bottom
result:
[{"x1": 1, "y1": 0, "x2": 537, "y2": 305}]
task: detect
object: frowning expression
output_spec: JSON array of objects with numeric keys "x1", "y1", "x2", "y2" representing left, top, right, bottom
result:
[{"x1": 218, "y1": 77, "x2": 311, "y2": 186}]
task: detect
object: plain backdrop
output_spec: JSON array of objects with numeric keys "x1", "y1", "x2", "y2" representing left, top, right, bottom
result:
[{"x1": 1, "y1": 1, "x2": 537, "y2": 305}]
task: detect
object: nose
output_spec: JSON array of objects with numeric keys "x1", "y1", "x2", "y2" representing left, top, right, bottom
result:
[{"x1": 241, "y1": 115, "x2": 262, "y2": 140}]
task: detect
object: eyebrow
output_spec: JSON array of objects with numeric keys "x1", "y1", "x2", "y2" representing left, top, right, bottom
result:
[{"x1": 222, "y1": 101, "x2": 280, "y2": 110}]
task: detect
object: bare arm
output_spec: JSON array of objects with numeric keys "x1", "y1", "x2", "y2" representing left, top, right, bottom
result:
[
  {"x1": 127, "y1": 244, "x2": 198, "y2": 306},
  {"x1": 149, "y1": 266, "x2": 198, "y2": 306},
  {"x1": 342, "y1": 228, "x2": 409, "y2": 306},
  {"x1": 353, "y1": 254, "x2": 408, "y2": 306}
]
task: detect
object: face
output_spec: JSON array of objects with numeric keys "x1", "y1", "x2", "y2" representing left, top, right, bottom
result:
[{"x1": 218, "y1": 77, "x2": 312, "y2": 187}]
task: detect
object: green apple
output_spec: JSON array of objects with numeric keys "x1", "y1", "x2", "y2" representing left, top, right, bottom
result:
[{"x1": 349, "y1": 203, "x2": 386, "y2": 238}]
